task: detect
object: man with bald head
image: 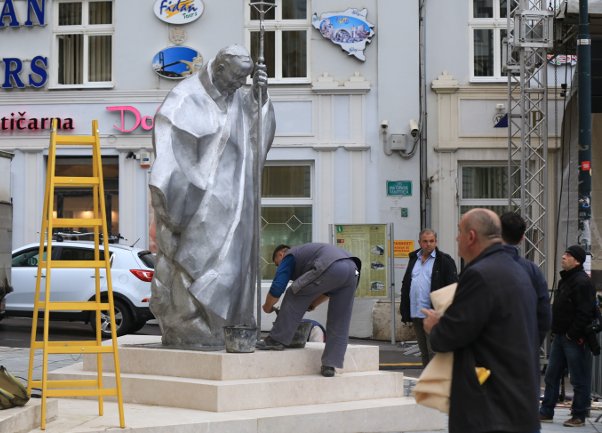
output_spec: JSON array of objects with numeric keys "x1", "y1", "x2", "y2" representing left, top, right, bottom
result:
[{"x1": 423, "y1": 209, "x2": 543, "y2": 433}]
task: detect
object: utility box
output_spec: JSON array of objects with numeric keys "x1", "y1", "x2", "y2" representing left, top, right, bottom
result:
[{"x1": 0, "y1": 151, "x2": 13, "y2": 310}]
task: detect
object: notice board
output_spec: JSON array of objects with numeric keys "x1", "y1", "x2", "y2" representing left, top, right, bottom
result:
[{"x1": 331, "y1": 224, "x2": 392, "y2": 298}]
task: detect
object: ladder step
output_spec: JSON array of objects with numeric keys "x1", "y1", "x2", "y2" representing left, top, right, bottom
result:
[
  {"x1": 46, "y1": 388, "x2": 118, "y2": 398},
  {"x1": 54, "y1": 135, "x2": 97, "y2": 145},
  {"x1": 53, "y1": 176, "x2": 100, "y2": 188},
  {"x1": 52, "y1": 218, "x2": 103, "y2": 228},
  {"x1": 32, "y1": 341, "x2": 108, "y2": 349},
  {"x1": 36, "y1": 301, "x2": 110, "y2": 311},
  {"x1": 40, "y1": 260, "x2": 106, "y2": 268},
  {"x1": 30, "y1": 379, "x2": 99, "y2": 388},
  {"x1": 32, "y1": 344, "x2": 116, "y2": 355}
]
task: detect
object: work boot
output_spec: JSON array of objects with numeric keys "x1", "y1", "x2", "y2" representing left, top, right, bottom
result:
[
  {"x1": 255, "y1": 336, "x2": 285, "y2": 351},
  {"x1": 320, "y1": 365, "x2": 335, "y2": 377}
]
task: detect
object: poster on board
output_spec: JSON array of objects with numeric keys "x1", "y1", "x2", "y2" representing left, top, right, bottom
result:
[{"x1": 331, "y1": 224, "x2": 390, "y2": 298}]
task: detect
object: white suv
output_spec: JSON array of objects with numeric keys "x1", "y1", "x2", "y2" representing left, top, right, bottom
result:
[{"x1": 5, "y1": 241, "x2": 155, "y2": 337}]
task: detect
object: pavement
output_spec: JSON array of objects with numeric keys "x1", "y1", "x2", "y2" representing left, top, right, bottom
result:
[{"x1": 1, "y1": 333, "x2": 602, "y2": 432}]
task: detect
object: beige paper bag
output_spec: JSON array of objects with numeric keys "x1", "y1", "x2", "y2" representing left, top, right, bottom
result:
[{"x1": 413, "y1": 283, "x2": 457, "y2": 413}]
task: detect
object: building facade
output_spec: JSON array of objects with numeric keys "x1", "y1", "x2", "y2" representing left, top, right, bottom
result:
[{"x1": 2, "y1": 0, "x2": 583, "y2": 338}]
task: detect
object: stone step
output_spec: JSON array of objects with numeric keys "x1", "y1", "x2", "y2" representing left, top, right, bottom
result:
[
  {"x1": 84, "y1": 335, "x2": 379, "y2": 380},
  {"x1": 0, "y1": 399, "x2": 58, "y2": 433},
  {"x1": 24, "y1": 397, "x2": 447, "y2": 433},
  {"x1": 49, "y1": 363, "x2": 404, "y2": 412}
]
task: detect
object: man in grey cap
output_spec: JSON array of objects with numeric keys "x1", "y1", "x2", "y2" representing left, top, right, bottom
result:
[
  {"x1": 257, "y1": 243, "x2": 360, "y2": 378},
  {"x1": 540, "y1": 245, "x2": 596, "y2": 427}
]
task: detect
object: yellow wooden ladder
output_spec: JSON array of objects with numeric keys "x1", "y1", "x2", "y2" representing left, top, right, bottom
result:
[{"x1": 26, "y1": 119, "x2": 125, "y2": 430}]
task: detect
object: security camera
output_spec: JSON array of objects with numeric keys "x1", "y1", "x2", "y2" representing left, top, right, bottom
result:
[
  {"x1": 380, "y1": 120, "x2": 389, "y2": 129},
  {"x1": 409, "y1": 119, "x2": 419, "y2": 138}
]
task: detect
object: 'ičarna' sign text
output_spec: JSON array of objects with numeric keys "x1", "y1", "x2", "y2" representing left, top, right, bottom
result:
[{"x1": 1, "y1": 112, "x2": 74, "y2": 131}]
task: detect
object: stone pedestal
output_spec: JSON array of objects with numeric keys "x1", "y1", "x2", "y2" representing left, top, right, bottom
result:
[{"x1": 41, "y1": 335, "x2": 445, "y2": 433}]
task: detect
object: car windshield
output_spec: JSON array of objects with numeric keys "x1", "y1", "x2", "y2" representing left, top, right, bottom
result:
[{"x1": 138, "y1": 251, "x2": 155, "y2": 269}]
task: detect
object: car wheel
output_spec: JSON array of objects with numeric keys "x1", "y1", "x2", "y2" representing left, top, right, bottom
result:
[
  {"x1": 129, "y1": 319, "x2": 148, "y2": 334},
  {"x1": 91, "y1": 299, "x2": 133, "y2": 338}
]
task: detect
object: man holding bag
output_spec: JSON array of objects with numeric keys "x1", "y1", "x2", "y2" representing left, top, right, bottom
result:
[{"x1": 423, "y1": 209, "x2": 542, "y2": 433}]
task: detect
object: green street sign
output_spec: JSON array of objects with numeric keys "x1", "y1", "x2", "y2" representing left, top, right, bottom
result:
[{"x1": 386, "y1": 180, "x2": 412, "y2": 197}]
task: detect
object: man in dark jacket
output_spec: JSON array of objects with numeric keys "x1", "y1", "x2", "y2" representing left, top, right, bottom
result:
[
  {"x1": 539, "y1": 244, "x2": 595, "y2": 427},
  {"x1": 500, "y1": 212, "x2": 551, "y2": 345},
  {"x1": 400, "y1": 229, "x2": 458, "y2": 366},
  {"x1": 423, "y1": 209, "x2": 541, "y2": 433},
  {"x1": 257, "y1": 243, "x2": 360, "y2": 378}
]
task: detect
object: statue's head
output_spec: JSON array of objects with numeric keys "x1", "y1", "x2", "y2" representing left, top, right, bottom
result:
[{"x1": 211, "y1": 45, "x2": 254, "y2": 96}]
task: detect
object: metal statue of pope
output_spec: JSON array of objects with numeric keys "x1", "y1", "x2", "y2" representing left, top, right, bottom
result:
[{"x1": 149, "y1": 45, "x2": 276, "y2": 347}]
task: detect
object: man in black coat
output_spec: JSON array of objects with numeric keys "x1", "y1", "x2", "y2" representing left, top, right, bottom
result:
[
  {"x1": 423, "y1": 209, "x2": 541, "y2": 433},
  {"x1": 400, "y1": 229, "x2": 458, "y2": 366},
  {"x1": 539, "y1": 244, "x2": 596, "y2": 427},
  {"x1": 500, "y1": 211, "x2": 551, "y2": 345}
]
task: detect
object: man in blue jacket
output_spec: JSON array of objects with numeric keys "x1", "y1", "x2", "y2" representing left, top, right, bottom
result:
[
  {"x1": 400, "y1": 229, "x2": 458, "y2": 367},
  {"x1": 423, "y1": 209, "x2": 541, "y2": 433}
]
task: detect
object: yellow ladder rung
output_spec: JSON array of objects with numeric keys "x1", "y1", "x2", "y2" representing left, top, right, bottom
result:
[
  {"x1": 30, "y1": 379, "x2": 99, "y2": 388},
  {"x1": 32, "y1": 341, "x2": 108, "y2": 349},
  {"x1": 44, "y1": 345, "x2": 115, "y2": 355},
  {"x1": 36, "y1": 301, "x2": 110, "y2": 311},
  {"x1": 53, "y1": 176, "x2": 100, "y2": 187},
  {"x1": 54, "y1": 135, "x2": 97, "y2": 145},
  {"x1": 40, "y1": 260, "x2": 106, "y2": 268},
  {"x1": 52, "y1": 218, "x2": 103, "y2": 228},
  {"x1": 46, "y1": 388, "x2": 118, "y2": 398}
]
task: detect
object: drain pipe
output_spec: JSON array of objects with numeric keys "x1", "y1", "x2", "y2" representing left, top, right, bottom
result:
[
  {"x1": 419, "y1": 0, "x2": 429, "y2": 228},
  {"x1": 577, "y1": 0, "x2": 592, "y2": 256}
]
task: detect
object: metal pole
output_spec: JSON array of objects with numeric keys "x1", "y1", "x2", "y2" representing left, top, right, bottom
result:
[
  {"x1": 577, "y1": 0, "x2": 592, "y2": 253},
  {"x1": 250, "y1": 1, "x2": 275, "y2": 339},
  {"x1": 389, "y1": 223, "x2": 396, "y2": 345}
]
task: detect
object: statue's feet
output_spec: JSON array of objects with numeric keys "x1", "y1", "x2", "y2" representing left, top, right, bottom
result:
[{"x1": 255, "y1": 336, "x2": 285, "y2": 351}]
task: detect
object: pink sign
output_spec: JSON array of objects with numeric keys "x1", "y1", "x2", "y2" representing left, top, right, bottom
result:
[{"x1": 106, "y1": 105, "x2": 154, "y2": 133}]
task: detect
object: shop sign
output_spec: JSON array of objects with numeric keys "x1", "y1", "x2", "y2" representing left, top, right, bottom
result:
[
  {"x1": 153, "y1": 0, "x2": 203, "y2": 25},
  {"x1": 152, "y1": 46, "x2": 203, "y2": 80},
  {"x1": 1, "y1": 56, "x2": 48, "y2": 88},
  {"x1": 0, "y1": 112, "x2": 74, "y2": 131},
  {"x1": 0, "y1": 0, "x2": 45, "y2": 28},
  {"x1": 106, "y1": 106, "x2": 154, "y2": 133},
  {"x1": 312, "y1": 8, "x2": 374, "y2": 61}
]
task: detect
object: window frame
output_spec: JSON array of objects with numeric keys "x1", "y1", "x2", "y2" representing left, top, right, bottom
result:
[
  {"x1": 260, "y1": 161, "x2": 314, "y2": 280},
  {"x1": 458, "y1": 162, "x2": 514, "y2": 214},
  {"x1": 50, "y1": 0, "x2": 114, "y2": 89},
  {"x1": 244, "y1": 0, "x2": 311, "y2": 84},
  {"x1": 469, "y1": 0, "x2": 509, "y2": 83}
]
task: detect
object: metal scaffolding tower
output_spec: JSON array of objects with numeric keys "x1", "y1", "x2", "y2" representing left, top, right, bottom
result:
[{"x1": 506, "y1": 0, "x2": 554, "y2": 275}]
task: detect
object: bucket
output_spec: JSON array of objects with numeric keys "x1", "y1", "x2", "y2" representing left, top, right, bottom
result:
[
  {"x1": 223, "y1": 325, "x2": 257, "y2": 353},
  {"x1": 287, "y1": 321, "x2": 313, "y2": 348}
]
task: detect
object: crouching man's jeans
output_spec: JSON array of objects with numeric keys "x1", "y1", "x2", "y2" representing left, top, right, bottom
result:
[{"x1": 540, "y1": 334, "x2": 592, "y2": 420}]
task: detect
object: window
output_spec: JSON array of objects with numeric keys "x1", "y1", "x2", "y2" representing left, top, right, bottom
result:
[
  {"x1": 261, "y1": 164, "x2": 313, "y2": 279},
  {"x1": 245, "y1": 0, "x2": 310, "y2": 83},
  {"x1": 53, "y1": 156, "x2": 119, "y2": 237},
  {"x1": 459, "y1": 163, "x2": 519, "y2": 215},
  {"x1": 469, "y1": 0, "x2": 508, "y2": 81},
  {"x1": 52, "y1": 0, "x2": 113, "y2": 88}
]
